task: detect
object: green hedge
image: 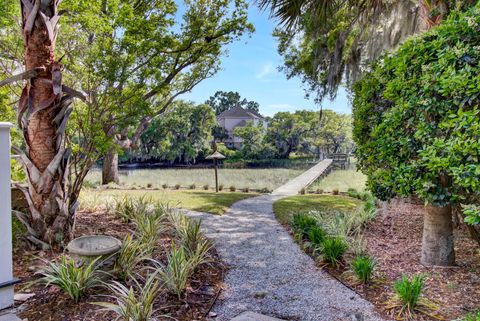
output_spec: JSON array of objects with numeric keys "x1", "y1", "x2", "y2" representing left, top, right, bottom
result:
[{"x1": 353, "y1": 5, "x2": 480, "y2": 205}]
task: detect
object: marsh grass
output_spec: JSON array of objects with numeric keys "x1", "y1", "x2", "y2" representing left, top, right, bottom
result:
[
  {"x1": 310, "y1": 167, "x2": 367, "y2": 193},
  {"x1": 86, "y1": 168, "x2": 304, "y2": 191}
]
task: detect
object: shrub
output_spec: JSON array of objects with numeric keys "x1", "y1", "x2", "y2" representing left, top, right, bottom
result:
[
  {"x1": 316, "y1": 188, "x2": 324, "y2": 194},
  {"x1": 203, "y1": 184, "x2": 209, "y2": 190},
  {"x1": 351, "y1": 255, "x2": 375, "y2": 283},
  {"x1": 189, "y1": 183, "x2": 196, "y2": 190},
  {"x1": 292, "y1": 213, "x2": 318, "y2": 238},
  {"x1": 243, "y1": 187, "x2": 250, "y2": 193},
  {"x1": 321, "y1": 237, "x2": 348, "y2": 267},
  {"x1": 229, "y1": 185, "x2": 236, "y2": 192},
  {"x1": 157, "y1": 244, "x2": 192, "y2": 298},
  {"x1": 218, "y1": 184, "x2": 224, "y2": 191},
  {"x1": 332, "y1": 188, "x2": 339, "y2": 195},
  {"x1": 146, "y1": 183, "x2": 153, "y2": 188},
  {"x1": 299, "y1": 187, "x2": 306, "y2": 195},
  {"x1": 115, "y1": 235, "x2": 150, "y2": 281},
  {"x1": 95, "y1": 273, "x2": 162, "y2": 321},
  {"x1": 174, "y1": 184, "x2": 181, "y2": 190},
  {"x1": 346, "y1": 188, "x2": 359, "y2": 199},
  {"x1": 35, "y1": 255, "x2": 102, "y2": 303},
  {"x1": 393, "y1": 275, "x2": 425, "y2": 314},
  {"x1": 307, "y1": 226, "x2": 326, "y2": 247},
  {"x1": 260, "y1": 187, "x2": 271, "y2": 194},
  {"x1": 162, "y1": 183, "x2": 168, "y2": 189}
]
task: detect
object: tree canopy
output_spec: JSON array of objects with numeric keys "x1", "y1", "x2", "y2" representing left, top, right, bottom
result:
[{"x1": 205, "y1": 90, "x2": 260, "y2": 115}]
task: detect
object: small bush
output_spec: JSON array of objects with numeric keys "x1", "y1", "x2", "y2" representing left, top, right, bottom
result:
[
  {"x1": 203, "y1": 184, "x2": 209, "y2": 190},
  {"x1": 115, "y1": 235, "x2": 150, "y2": 281},
  {"x1": 174, "y1": 184, "x2": 181, "y2": 190},
  {"x1": 292, "y1": 213, "x2": 318, "y2": 238},
  {"x1": 189, "y1": 184, "x2": 196, "y2": 190},
  {"x1": 35, "y1": 255, "x2": 102, "y2": 303},
  {"x1": 146, "y1": 183, "x2": 153, "y2": 188},
  {"x1": 346, "y1": 188, "x2": 359, "y2": 198},
  {"x1": 219, "y1": 184, "x2": 224, "y2": 191},
  {"x1": 332, "y1": 188, "x2": 339, "y2": 195},
  {"x1": 109, "y1": 196, "x2": 151, "y2": 223},
  {"x1": 243, "y1": 187, "x2": 250, "y2": 193},
  {"x1": 157, "y1": 244, "x2": 192, "y2": 298},
  {"x1": 307, "y1": 226, "x2": 326, "y2": 247},
  {"x1": 260, "y1": 187, "x2": 271, "y2": 194},
  {"x1": 175, "y1": 218, "x2": 212, "y2": 269},
  {"x1": 299, "y1": 187, "x2": 306, "y2": 195},
  {"x1": 229, "y1": 186, "x2": 236, "y2": 192},
  {"x1": 393, "y1": 274, "x2": 425, "y2": 314},
  {"x1": 162, "y1": 183, "x2": 168, "y2": 189},
  {"x1": 95, "y1": 273, "x2": 162, "y2": 321},
  {"x1": 351, "y1": 255, "x2": 375, "y2": 284},
  {"x1": 316, "y1": 188, "x2": 324, "y2": 194},
  {"x1": 321, "y1": 237, "x2": 348, "y2": 267}
]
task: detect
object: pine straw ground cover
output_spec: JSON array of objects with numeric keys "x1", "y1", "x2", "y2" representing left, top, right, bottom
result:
[
  {"x1": 13, "y1": 208, "x2": 225, "y2": 321},
  {"x1": 274, "y1": 195, "x2": 480, "y2": 321}
]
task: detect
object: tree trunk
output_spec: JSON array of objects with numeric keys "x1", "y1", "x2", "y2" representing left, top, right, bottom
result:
[
  {"x1": 14, "y1": 0, "x2": 74, "y2": 248},
  {"x1": 102, "y1": 149, "x2": 119, "y2": 185},
  {"x1": 421, "y1": 204, "x2": 455, "y2": 266}
]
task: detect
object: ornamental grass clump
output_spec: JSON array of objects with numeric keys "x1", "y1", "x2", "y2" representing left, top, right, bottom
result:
[
  {"x1": 203, "y1": 184, "x2": 209, "y2": 190},
  {"x1": 229, "y1": 185, "x2": 236, "y2": 192},
  {"x1": 114, "y1": 235, "x2": 150, "y2": 281},
  {"x1": 95, "y1": 273, "x2": 162, "y2": 321},
  {"x1": 292, "y1": 213, "x2": 318, "y2": 239},
  {"x1": 133, "y1": 212, "x2": 165, "y2": 251},
  {"x1": 307, "y1": 226, "x2": 326, "y2": 248},
  {"x1": 35, "y1": 255, "x2": 103, "y2": 303},
  {"x1": 351, "y1": 255, "x2": 375, "y2": 284},
  {"x1": 386, "y1": 274, "x2": 441, "y2": 319},
  {"x1": 321, "y1": 236, "x2": 348, "y2": 267},
  {"x1": 157, "y1": 243, "x2": 192, "y2": 298},
  {"x1": 189, "y1": 183, "x2": 196, "y2": 190},
  {"x1": 109, "y1": 195, "x2": 151, "y2": 223}
]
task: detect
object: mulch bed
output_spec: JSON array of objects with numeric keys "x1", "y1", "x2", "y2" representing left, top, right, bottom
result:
[
  {"x1": 325, "y1": 199, "x2": 480, "y2": 321},
  {"x1": 13, "y1": 210, "x2": 225, "y2": 321}
]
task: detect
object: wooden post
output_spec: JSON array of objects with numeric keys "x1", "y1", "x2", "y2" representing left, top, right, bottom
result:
[
  {"x1": 214, "y1": 159, "x2": 219, "y2": 193},
  {"x1": 0, "y1": 122, "x2": 15, "y2": 310}
]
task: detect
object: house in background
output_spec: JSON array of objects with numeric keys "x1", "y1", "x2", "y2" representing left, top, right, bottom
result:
[{"x1": 217, "y1": 105, "x2": 266, "y2": 149}]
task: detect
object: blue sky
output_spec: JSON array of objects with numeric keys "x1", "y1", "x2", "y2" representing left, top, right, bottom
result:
[{"x1": 182, "y1": 3, "x2": 351, "y2": 117}]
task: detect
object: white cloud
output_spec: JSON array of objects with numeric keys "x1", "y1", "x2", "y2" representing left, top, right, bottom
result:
[{"x1": 255, "y1": 63, "x2": 275, "y2": 79}]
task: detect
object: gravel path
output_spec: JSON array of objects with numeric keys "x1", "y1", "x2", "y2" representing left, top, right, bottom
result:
[{"x1": 187, "y1": 161, "x2": 386, "y2": 321}]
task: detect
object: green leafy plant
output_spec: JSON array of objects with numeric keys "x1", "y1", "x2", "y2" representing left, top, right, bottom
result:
[
  {"x1": 157, "y1": 243, "x2": 192, "y2": 298},
  {"x1": 307, "y1": 226, "x2": 326, "y2": 247},
  {"x1": 95, "y1": 273, "x2": 162, "y2": 321},
  {"x1": 346, "y1": 188, "x2": 359, "y2": 199},
  {"x1": 109, "y1": 196, "x2": 150, "y2": 223},
  {"x1": 133, "y1": 212, "x2": 165, "y2": 251},
  {"x1": 292, "y1": 213, "x2": 318, "y2": 238},
  {"x1": 463, "y1": 205, "x2": 480, "y2": 226},
  {"x1": 351, "y1": 255, "x2": 375, "y2": 284},
  {"x1": 114, "y1": 235, "x2": 150, "y2": 281},
  {"x1": 321, "y1": 237, "x2": 348, "y2": 267},
  {"x1": 391, "y1": 274, "x2": 425, "y2": 318},
  {"x1": 35, "y1": 255, "x2": 102, "y2": 303},
  {"x1": 459, "y1": 311, "x2": 480, "y2": 321}
]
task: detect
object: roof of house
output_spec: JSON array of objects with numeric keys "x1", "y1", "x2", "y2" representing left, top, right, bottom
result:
[{"x1": 217, "y1": 105, "x2": 264, "y2": 120}]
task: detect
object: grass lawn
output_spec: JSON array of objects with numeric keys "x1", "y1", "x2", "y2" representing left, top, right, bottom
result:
[
  {"x1": 80, "y1": 188, "x2": 257, "y2": 215},
  {"x1": 273, "y1": 194, "x2": 363, "y2": 225},
  {"x1": 309, "y1": 168, "x2": 367, "y2": 193},
  {"x1": 85, "y1": 167, "x2": 304, "y2": 191}
]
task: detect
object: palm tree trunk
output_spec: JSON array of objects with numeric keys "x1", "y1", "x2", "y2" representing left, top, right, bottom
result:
[{"x1": 15, "y1": 0, "x2": 74, "y2": 248}]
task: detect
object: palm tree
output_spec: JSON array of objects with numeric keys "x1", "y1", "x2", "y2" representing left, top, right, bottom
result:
[{"x1": 13, "y1": 0, "x2": 76, "y2": 248}]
